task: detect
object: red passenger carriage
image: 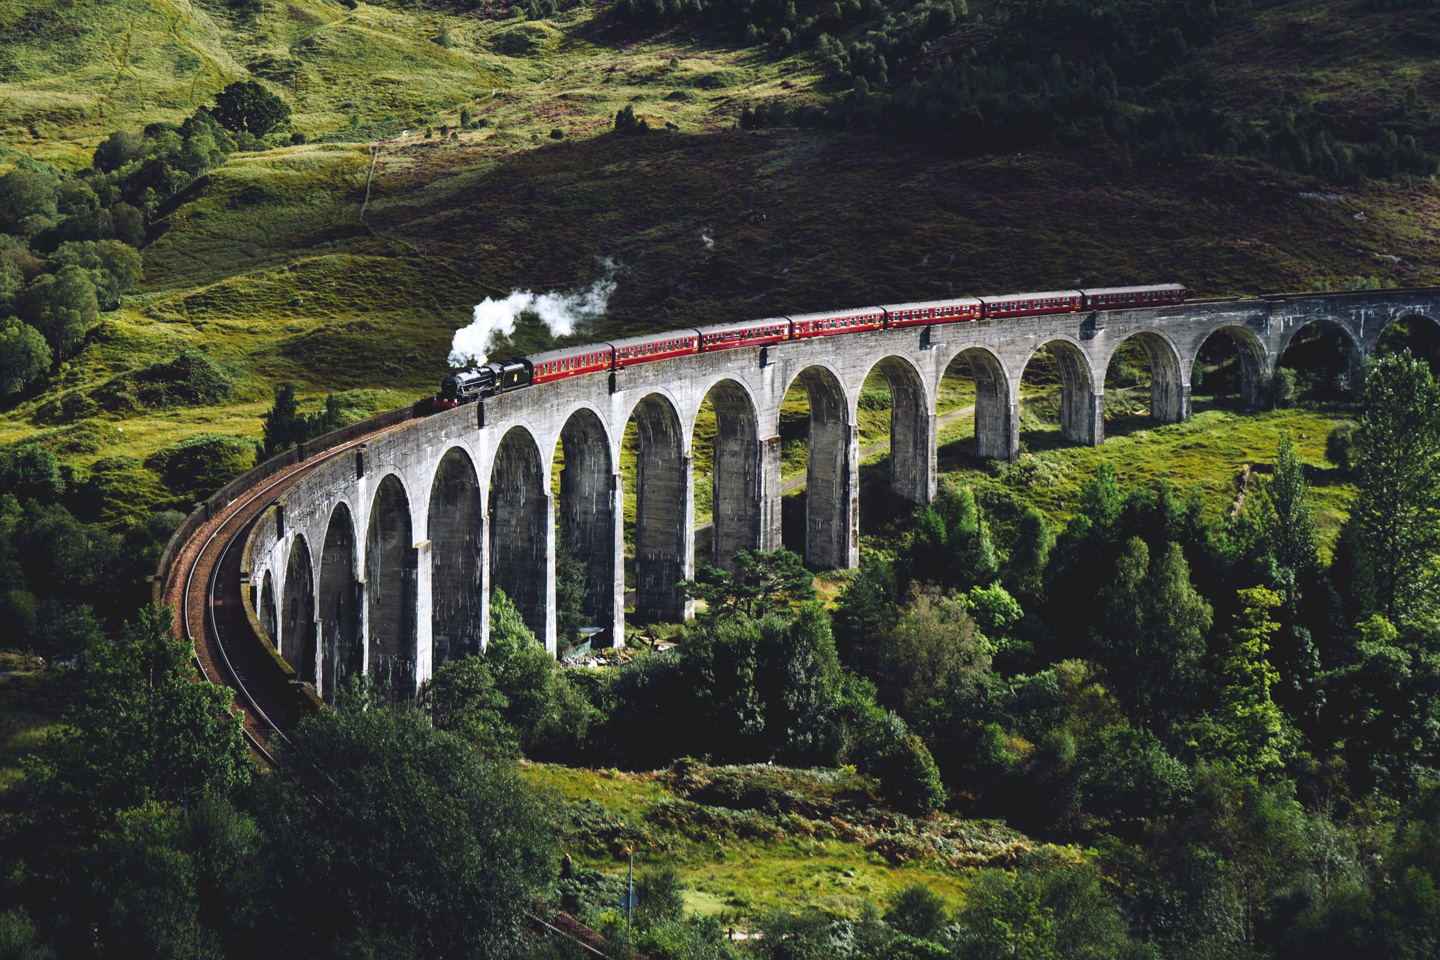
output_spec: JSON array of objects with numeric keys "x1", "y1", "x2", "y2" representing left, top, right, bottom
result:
[
  {"x1": 789, "y1": 308, "x2": 885, "y2": 339},
  {"x1": 979, "y1": 290, "x2": 1084, "y2": 319},
  {"x1": 528, "y1": 345, "x2": 614, "y2": 385},
  {"x1": 609, "y1": 331, "x2": 700, "y2": 368},
  {"x1": 1079, "y1": 284, "x2": 1187, "y2": 309},
  {"x1": 881, "y1": 298, "x2": 983, "y2": 328},
  {"x1": 697, "y1": 318, "x2": 791, "y2": 351}
]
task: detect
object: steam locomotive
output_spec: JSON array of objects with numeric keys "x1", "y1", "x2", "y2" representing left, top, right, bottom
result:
[{"x1": 431, "y1": 283, "x2": 1185, "y2": 409}]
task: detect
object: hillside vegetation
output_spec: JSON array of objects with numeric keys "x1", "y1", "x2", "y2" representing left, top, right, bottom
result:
[{"x1": 1, "y1": 0, "x2": 1440, "y2": 524}]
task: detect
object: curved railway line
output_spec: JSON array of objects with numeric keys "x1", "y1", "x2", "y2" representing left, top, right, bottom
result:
[{"x1": 159, "y1": 419, "x2": 417, "y2": 763}]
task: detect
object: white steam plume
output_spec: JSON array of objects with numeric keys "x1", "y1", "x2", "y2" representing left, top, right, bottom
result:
[{"x1": 448, "y1": 262, "x2": 618, "y2": 367}]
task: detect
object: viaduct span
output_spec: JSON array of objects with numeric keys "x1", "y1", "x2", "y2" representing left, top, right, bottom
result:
[{"x1": 158, "y1": 288, "x2": 1440, "y2": 716}]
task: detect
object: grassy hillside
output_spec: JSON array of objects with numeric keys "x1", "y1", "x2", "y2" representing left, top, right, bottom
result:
[
  {"x1": 1, "y1": 0, "x2": 1438, "y2": 528},
  {"x1": 521, "y1": 760, "x2": 1075, "y2": 920}
]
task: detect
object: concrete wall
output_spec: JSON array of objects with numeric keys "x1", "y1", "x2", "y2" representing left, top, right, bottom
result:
[{"x1": 237, "y1": 289, "x2": 1440, "y2": 701}]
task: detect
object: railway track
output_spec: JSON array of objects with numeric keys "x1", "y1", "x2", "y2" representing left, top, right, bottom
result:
[{"x1": 160, "y1": 423, "x2": 414, "y2": 764}]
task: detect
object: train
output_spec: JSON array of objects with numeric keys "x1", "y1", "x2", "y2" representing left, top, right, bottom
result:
[{"x1": 431, "y1": 283, "x2": 1185, "y2": 409}]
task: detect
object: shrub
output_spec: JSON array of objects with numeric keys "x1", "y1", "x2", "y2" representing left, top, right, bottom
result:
[
  {"x1": 1327, "y1": 421, "x2": 1357, "y2": 472},
  {"x1": 876, "y1": 733, "x2": 947, "y2": 815},
  {"x1": 883, "y1": 883, "x2": 948, "y2": 940},
  {"x1": 143, "y1": 434, "x2": 257, "y2": 500},
  {"x1": 93, "y1": 351, "x2": 235, "y2": 411}
]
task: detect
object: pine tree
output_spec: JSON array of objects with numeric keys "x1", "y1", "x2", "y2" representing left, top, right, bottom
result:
[{"x1": 261, "y1": 383, "x2": 301, "y2": 459}]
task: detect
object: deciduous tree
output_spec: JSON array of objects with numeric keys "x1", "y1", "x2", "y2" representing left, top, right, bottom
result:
[
  {"x1": 211, "y1": 81, "x2": 292, "y2": 136},
  {"x1": 1349, "y1": 351, "x2": 1440, "y2": 625}
]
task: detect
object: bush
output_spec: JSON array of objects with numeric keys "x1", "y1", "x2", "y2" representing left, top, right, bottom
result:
[
  {"x1": 876, "y1": 733, "x2": 947, "y2": 815},
  {"x1": 93, "y1": 351, "x2": 235, "y2": 411},
  {"x1": 1327, "y1": 421, "x2": 1357, "y2": 472},
  {"x1": 1267, "y1": 367, "x2": 1297, "y2": 408},
  {"x1": 71, "y1": 456, "x2": 170, "y2": 525},
  {"x1": 143, "y1": 434, "x2": 257, "y2": 500},
  {"x1": 614, "y1": 105, "x2": 650, "y2": 135},
  {"x1": 883, "y1": 883, "x2": 948, "y2": 940}
]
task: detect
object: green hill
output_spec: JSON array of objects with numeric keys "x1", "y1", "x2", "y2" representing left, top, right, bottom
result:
[{"x1": 2, "y1": 0, "x2": 1440, "y2": 519}]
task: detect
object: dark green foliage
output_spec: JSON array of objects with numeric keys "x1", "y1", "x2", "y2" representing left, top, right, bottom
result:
[
  {"x1": 900, "y1": 482, "x2": 998, "y2": 594},
  {"x1": 634, "y1": 865, "x2": 687, "y2": 929},
  {"x1": 260, "y1": 384, "x2": 344, "y2": 459},
  {"x1": 0, "y1": 320, "x2": 50, "y2": 397},
  {"x1": 1348, "y1": 351, "x2": 1440, "y2": 626},
  {"x1": 258, "y1": 706, "x2": 553, "y2": 959},
  {"x1": 875, "y1": 732, "x2": 947, "y2": 815},
  {"x1": 211, "y1": 81, "x2": 292, "y2": 136},
  {"x1": 420, "y1": 653, "x2": 520, "y2": 756},
  {"x1": 681, "y1": 546, "x2": 816, "y2": 618},
  {"x1": 614, "y1": 104, "x2": 650, "y2": 134},
  {"x1": 555, "y1": 529, "x2": 586, "y2": 654},
  {"x1": 484, "y1": 588, "x2": 596, "y2": 759},
  {"x1": 47, "y1": 239, "x2": 142, "y2": 308},
  {"x1": 882, "y1": 883, "x2": 947, "y2": 939},
  {"x1": 92, "y1": 130, "x2": 146, "y2": 172},
  {"x1": 143, "y1": 434, "x2": 257, "y2": 501},
  {"x1": 953, "y1": 860, "x2": 1142, "y2": 960},
  {"x1": 17, "y1": 264, "x2": 97, "y2": 360},
  {"x1": 831, "y1": 551, "x2": 896, "y2": 672},
  {"x1": 1319, "y1": 615, "x2": 1440, "y2": 794},
  {"x1": 1089, "y1": 537, "x2": 1212, "y2": 730},
  {"x1": 1004, "y1": 507, "x2": 1053, "y2": 607},
  {"x1": 0, "y1": 445, "x2": 64, "y2": 502},
  {"x1": 0, "y1": 493, "x2": 181, "y2": 658},
  {"x1": 636, "y1": 915, "x2": 738, "y2": 960},
  {"x1": 1326, "y1": 420, "x2": 1357, "y2": 472},
  {"x1": 94, "y1": 350, "x2": 236, "y2": 411},
  {"x1": 0, "y1": 170, "x2": 59, "y2": 225}
]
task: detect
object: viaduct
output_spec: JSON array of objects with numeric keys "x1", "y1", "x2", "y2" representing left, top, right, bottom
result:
[{"x1": 161, "y1": 289, "x2": 1440, "y2": 709}]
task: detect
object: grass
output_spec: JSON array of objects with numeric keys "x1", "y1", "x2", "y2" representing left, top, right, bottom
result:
[
  {"x1": 0, "y1": 652, "x2": 70, "y2": 792},
  {"x1": 519, "y1": 759, "x2": 1072, "y2": 922},
  {"x1": 0, "y1": 0, "x2": 1431, "y2": 529}
]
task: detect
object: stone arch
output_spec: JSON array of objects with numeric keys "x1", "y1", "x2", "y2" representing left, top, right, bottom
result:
[
  {"x1": 862, "y1": 355, "x2": 933, "y2": 505},
  {"x1": 281, "y1": 534, "x2": 316, "y2": 684},
  {"x1": 940, "y1": 346, "x2": 1014, "y2": 461},
  {"x1": 428, "y1": 446, "x2": 482, "y2": 672},
  {"x1": 366, "y1": 474, "x2": 417, "y2": 702},
  {"x1": 785, "y1": 364, "x2": 856, "y2": 570},
  {"x1": 1277, "y1": 317, "x2": 1363, "y2": 394},
  {"x1": 1020, "y1": 339, "x2": 1100, "y2": 446},
  {"x1": 1193, "y1": 325, "x2": 1270, "y2": 407},
  {"x1": 1104, "y1": 330, "x2": 1186, "y2": 424},
  {"x1": 318, "y1": 502, "x2": 360, "y2": 705},
  {"x1": 698, "y1": 378, "x2": 763, "y2": 572},
  {"x1": 628, "y1": 393, "x2": 690, "y2": 624},
  {"x1": 490, "y1": 426, "x2": 550, "y2": 642},
  {"x1": 259, "y1": 570, "x2": 277, "y2": 645},
  {"x1": 1376, "y1": 312, "x2": 1440, "y2": 368},
  {"x1": 555, "y1": 407, "x2": 616, "y2": 644}
]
